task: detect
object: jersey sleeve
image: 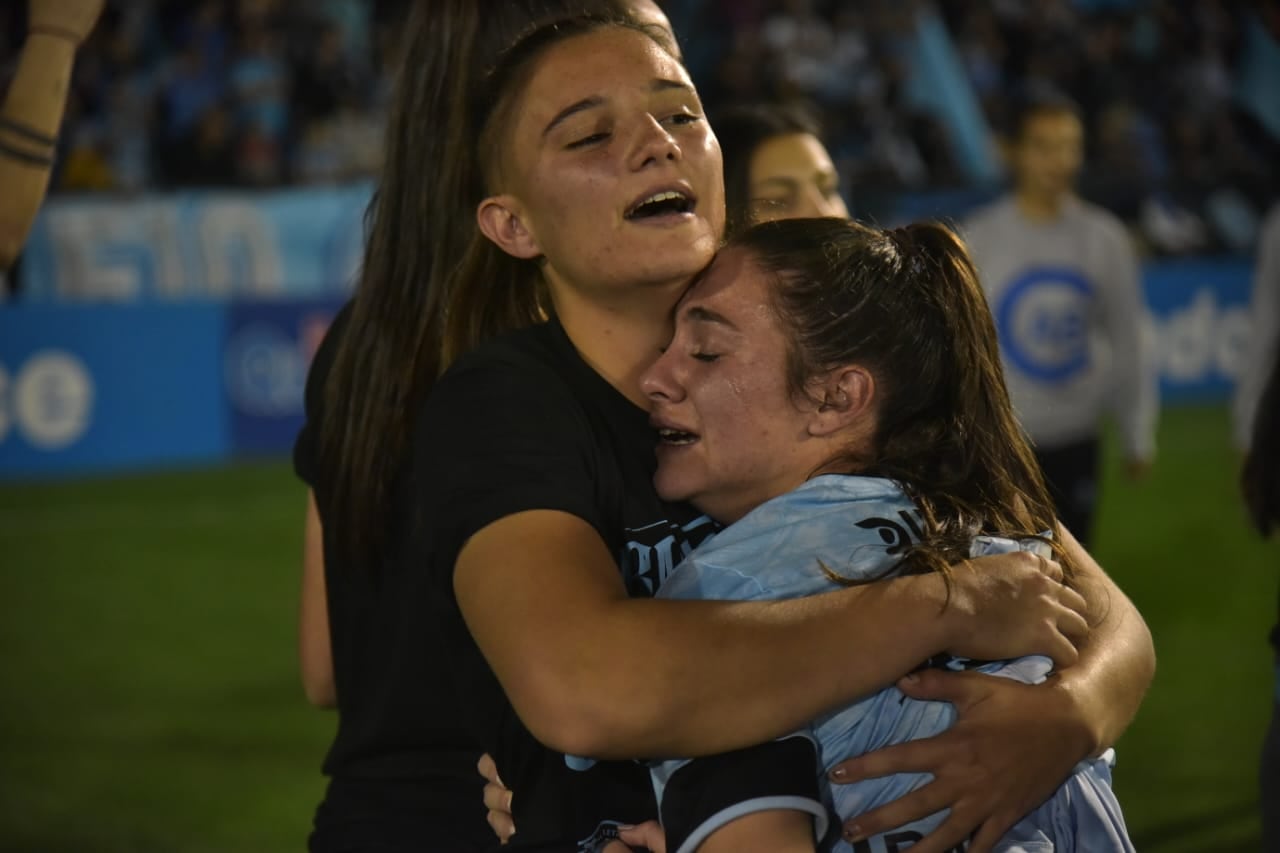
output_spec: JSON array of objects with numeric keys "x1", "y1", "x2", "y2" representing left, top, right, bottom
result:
[
  {"x1": 412, "y1": 350, "x2": 609, "y2": 564},
  {"x1": 653, "y1": 735, "x2": 829, "y2": 853},
  {"x1": 292, "y1": 300, "x2": 352, "y2": 489},
  {"x1": 1094, "y1": 215, "x2": 1158, "y2": 461}
]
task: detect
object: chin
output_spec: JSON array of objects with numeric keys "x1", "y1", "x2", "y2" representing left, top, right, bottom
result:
[{"x1": 653, "y1": 470, "x2": 693, "y2": 504}]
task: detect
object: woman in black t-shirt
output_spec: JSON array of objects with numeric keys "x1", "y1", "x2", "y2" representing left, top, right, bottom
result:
[{"x1": 295, "y1": 6, "x2": 1156, "y2": 853}]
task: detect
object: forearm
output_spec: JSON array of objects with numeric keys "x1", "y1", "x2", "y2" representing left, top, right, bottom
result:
[
  {"x1": 1053, "y1": 525, "x2": 1155, "y2": 754},
  {"x1": 457, "y1": 510, "x2": 954, "y2": 760},
  {"x1": 0, "y1": 33, "x2": 77, "y2": 269},
  {"x1": 563, "y1": 578, "x2": 951, "y2": 759}
]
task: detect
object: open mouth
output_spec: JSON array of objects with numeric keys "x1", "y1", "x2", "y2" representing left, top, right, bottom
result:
[
  {"x1": 658, "y1": 428, "x2": 699, "y2": 446},
  {"x1": 626, "y1": 190, "x2": 695, "y2": 220}
]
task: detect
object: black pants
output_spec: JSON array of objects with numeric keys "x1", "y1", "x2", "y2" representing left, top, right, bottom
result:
[{"x1": 1034, "y1": 437, "x2": 1100, "y2": 549}]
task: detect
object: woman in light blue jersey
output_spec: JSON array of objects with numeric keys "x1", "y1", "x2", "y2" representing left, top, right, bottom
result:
[{"x1": 626, "y1": 216, "x2": 1136, "y2": 853}]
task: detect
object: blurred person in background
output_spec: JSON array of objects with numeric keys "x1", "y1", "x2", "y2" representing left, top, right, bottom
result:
[
  {"x1": 963, "y1": 92, "x2": 1158, "y2": 548},
  {"x1": 0, "y1": 0, "x2": 105, "y2": 284},
  {"x1": 1238, "y1": 200, "x2": 1280, "y2": 853},
  {"x1": 1234, "y1": 202, "x2": 1280, "y2": 453},
  {"x1": 713, "y1": 101, "x2": 848, "y2": 237}
]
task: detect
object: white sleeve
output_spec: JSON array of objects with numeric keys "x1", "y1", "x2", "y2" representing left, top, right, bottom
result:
[{"x1": 1099, "y1": 219, "x2": 1159, "y2": 460}]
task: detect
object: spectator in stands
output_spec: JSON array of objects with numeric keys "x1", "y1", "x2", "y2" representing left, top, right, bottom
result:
[
  {"x1": 962, "y1": 92, "x2": 1158, "y2": 548},
  {"x1": 0, "y1": 0, "x2": 106, "y2": 284},
  {"x1": 714, "y1": 102, "x2": 847, "y2": 236}
]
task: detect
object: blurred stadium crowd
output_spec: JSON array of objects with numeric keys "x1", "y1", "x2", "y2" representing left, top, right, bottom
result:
[{"x1": 2, "y1": 0, "x2": 1277, "y2": 255}]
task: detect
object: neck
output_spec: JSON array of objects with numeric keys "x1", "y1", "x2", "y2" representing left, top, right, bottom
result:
[
  {"x1": 1014, "y1": 187, "x2": 1070, "y2": 222},
  {"x1": 551, "y1": 277, "x2": 687, "y2": 408}
]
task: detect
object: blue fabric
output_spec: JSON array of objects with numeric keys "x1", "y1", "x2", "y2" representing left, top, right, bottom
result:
[{"x1": 653, "y1": 475, "x2": 1134, "y2": 852}]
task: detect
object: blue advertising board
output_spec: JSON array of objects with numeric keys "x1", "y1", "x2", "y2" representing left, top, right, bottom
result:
[
  {"x1": 0, "y1": 304, "x2": 231, "y2": 479},
  {"x1": 1142, "y1": 258, "x2": 1252, "y2": 402},
  {"x1": 223, "y1": 298, "x2": 345, "y2": 455}
]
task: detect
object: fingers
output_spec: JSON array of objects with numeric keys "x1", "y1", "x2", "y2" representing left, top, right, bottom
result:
[
  {"x1": 478, "y1": 754, "x2": 515, "y2": 844},
  {"x1": 839, "y1": 781, "x2": 959, "y2": 849},
  {"x1": 1035, "y1": 553, "x2": 1064, "y2": 584},
  {"x1": 618, "y1": 820, "x2": 667, "y2": 853},
  {"x1": 484, "y1": 780, "x2": 513, "y2": 813},
  {"x1": 966, "y1": 814, "x2": 1018, "y2": 853},
  {"x1": 1040, "y1": 628, "x2": 1080, "y2": 670},
  {"x1": 1057, "y1": 583, "x2": 1088, "y2": 616},
  {"x1": 477, "y1": 752, "x2": 503, "y2": 786},
  {"x1": 829, "y1": 737, "x2": 942, "y2": 785},
  {"x1": 895, "y1": 668, "x2": 991, "y2": 706},
  {"x1": 486, "y1": 807, "x2": 516, "y2": 844}
]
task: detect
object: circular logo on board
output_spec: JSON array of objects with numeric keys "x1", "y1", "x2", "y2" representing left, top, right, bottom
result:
[
  {"x1": 0, "y1": 364, "x2": 10, "y2": 444},
  {"x1": 995, "y1": 267, "x2": 1093, "y2": 383},
  {"x1": 13, "y1": 351, "x2": 95, "y2": 449},
  {"x1": 224, "y1": 324, "x2": 306, "y2": 417}
]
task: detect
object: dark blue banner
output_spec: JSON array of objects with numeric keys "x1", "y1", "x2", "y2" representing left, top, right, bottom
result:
[
  {"x1": 0, "y1": 304, "x2": 230, "y2": 479},
  {"x1": 223, "y1": 298, "x2": 345, "y2": 455}
]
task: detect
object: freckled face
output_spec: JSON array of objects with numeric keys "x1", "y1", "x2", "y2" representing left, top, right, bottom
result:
[
  {"x1": 640, "y1": 248, "x2": 824, "y2": 523},
  {"x1": 498, "y1": 27, "x2": 725, "y2": 295}
]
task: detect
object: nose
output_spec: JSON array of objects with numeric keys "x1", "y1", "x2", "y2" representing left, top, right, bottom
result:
[
  {"x1": 640, "y1": 348, "x2": 684, "y2": 403},
  {"x1": 627, "y1": 114, "x2": 682, "y2": 171}
]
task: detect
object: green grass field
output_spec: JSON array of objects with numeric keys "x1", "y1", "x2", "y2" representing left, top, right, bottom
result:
[{"x1": 0, "y1": 404, "x2": 1275, "y2": 852}]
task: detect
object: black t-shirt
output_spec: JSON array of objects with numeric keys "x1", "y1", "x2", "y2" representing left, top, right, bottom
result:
[
  {"x1": 299, "y1": 312, "x2": 820, "y2": 851},
  {"x1": 415, "y1": 318, "x2": 726, "y2": 850},
  {"x1": 295, "y1": 302, "x2": 493, "y2": 852}
]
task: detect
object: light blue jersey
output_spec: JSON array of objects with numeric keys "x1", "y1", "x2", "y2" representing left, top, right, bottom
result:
[{"x1": 652, "y1": 475, "x2": 1133, "y2": 853}]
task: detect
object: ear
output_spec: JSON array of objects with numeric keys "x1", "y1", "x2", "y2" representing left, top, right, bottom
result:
[
  {"x1": 476, "y1": 195, "x2": 542, "y2": 260},
  {"x1": 808, "y1": 365, "x2": 875, "y2": 438}
]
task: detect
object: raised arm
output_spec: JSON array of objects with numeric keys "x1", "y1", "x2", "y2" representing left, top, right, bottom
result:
[
  {"x1": 0, "y1": 0, "x2": 104, "y2": 271},
  {"x1": 454, "y1": 508, "x2": 1087, "y2": 760}
]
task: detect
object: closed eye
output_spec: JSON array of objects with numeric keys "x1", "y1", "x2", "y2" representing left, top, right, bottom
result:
[
  {"x1": 567, "y1": 132, "x2": 610, "y2": 149},
  {"x1": 692, "y1": 352, "x2": 720, "y2": 363},
  {"x1": 666, "y1": 112, "x2": 702, "y2": 126}
]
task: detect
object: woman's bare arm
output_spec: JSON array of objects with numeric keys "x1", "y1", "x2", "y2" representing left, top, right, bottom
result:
[
  {"x1": 0, "y1": 0, "x2": 104, "y2": 271},
  {"x1": 826, "y1": 525, "x2": 1155, "y2": 853},
  {"x1": 454, "y1": 509, "x2": 1088, "y2": 759},
  {"x1": 299, "y1": 491, "x2": 336, "y2": 708}
]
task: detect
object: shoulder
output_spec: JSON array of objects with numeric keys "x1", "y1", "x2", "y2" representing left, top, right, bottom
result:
[
  {"x1": 431, "y1": 323, "x2": 582, "y2": 411},
  {"x1": 416, "y1": 322, "x2": 597, "y2": 452},
  {"x1": 1075, "y1": 199, "x2": 1133, "y2": 250}
]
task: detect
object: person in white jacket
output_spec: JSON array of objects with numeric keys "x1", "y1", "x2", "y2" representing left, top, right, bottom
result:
[{"x1": 963, "y1": 93, "x2": 1158, "y2": 547}]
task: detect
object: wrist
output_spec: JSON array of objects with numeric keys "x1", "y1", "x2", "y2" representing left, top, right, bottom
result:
[
  {"x1": 897, "y1": 571, "x2": 953, "y2": 653},
  {"x1": 26, "y1": 28, "x2": 83, "y2": 52}
]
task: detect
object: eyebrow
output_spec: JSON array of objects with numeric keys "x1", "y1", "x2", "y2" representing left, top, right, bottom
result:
[
  {"x1": 542, "y1": 78, "x2": 697, "y2": 137},
  {"x1": 684, "y1": 305, "x2": 738, "y2": 330}
]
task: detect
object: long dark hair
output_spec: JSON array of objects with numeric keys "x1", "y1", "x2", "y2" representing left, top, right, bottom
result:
[
  {"x1": 319, "y1": 1, "x2": 637, "y2": 565},
  {"x1": 731, "y1": 217, "x2": 1073, "y2": 582}
]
